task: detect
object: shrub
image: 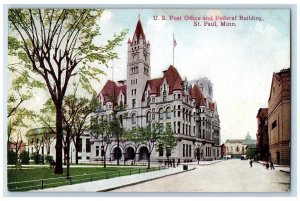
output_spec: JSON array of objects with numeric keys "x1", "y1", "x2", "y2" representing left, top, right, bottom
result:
[
  {"x1": 20, "y1": 151, "x2": 30, "y2": 164},
  {"x1": 30, "y1": 152, "x2": 43, "y2": 164},
  {"x1": 45, "y1": 155, "x2": 54, "y2": 163},
  {"x1": 7, "y1": 150, "x2": 17, "y2": 165}
]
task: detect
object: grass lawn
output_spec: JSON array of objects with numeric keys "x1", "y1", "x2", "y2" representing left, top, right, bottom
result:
[{"x1": 7, "y1": 165, "x2": 163, "y2": 191}]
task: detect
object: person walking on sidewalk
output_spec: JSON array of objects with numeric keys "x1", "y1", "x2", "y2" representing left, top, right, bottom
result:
[
  {"x1": 270, "y1": 162, "x2": 275, "y2": 170},
  {"x1": 249, "y1": 159, "x2": 253, "y2": 168}
]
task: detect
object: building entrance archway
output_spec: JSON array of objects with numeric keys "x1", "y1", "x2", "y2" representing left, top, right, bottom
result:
[
  {"x1": 113, "y1": 147, "x2": 122, "y2": 160},
  {"x1": 139, "y1": 147, "x2": 148, "y2": 160},
  {"x1": 126, "y1": 147, "x2": 135, "y2": 160}
]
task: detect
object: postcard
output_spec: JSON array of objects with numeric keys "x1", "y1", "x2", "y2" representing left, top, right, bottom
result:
[{"x1": 6, "y1": 8, "x2": 291, "y2": 193}]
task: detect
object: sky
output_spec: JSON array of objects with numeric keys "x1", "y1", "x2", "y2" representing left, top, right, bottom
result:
[
  {"x1": 93, "y1": 9, "x2": 290, "y2": 143},
  {"x1": 9, "y1": 8, "x2": 290, "y2": 143}
]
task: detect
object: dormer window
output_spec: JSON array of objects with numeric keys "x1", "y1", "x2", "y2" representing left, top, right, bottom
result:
[{"x1": 163, "y1": 91, "x2": 167, "y2": 101}]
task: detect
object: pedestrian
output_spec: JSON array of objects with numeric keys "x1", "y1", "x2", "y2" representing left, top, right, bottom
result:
[
  {"x1": 172, "y1": 159, "x2": 175, "y2": 168},
  {"x1": 266, "y1": 163, "x2": 269, "y2": 169},
  {"x1": 249, "y1": 160, "x2": 252, "y2": 168},
  {"x1": 177, "y1": 158, "x2": 180, "y2": 167},
  {"x1": 270, "y1": 162, "x2": 275, "y2": 170}
]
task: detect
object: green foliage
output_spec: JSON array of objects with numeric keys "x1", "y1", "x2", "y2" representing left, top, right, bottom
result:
[
  {"x1": 7, "y1": 150, "x2": 17, "y2": 165},
  {"x1": 8, "y1": 8, "x2": 128, "y2": 100},
  {"x1": 30, "y1": 153, "x2": 43, "y2": 164},
  {"x1": 156, "y1": 126, "x2": 177, "y2": 156},
  {"x1": 246, "y1": 148, "x2": 255, "y2": 159},
  {"x1": 45, "y1": 155, "x2": 54, "y2": 164},
  {"x1": 20, "y1": 151, "x2": 30, "y2": 164}
]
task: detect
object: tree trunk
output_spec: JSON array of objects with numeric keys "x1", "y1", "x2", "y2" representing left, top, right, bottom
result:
[
  {"x1": 75, "y1": 136, "x2": 79, "y2": 164},
  {"x1": 66, "y1": 140, "x2": 70, "y2": 178},
  {"x1": 55, "y1": 104, "x2": 63, "y2": 174},
  {"x1": 117, "y1": 139, "x2": 120, "y2": 165},
  {"x1": 104, "y1": 152, "x2": 106, "y2": 168},
  {"x1": 147, "y1": 152, "x2": 150, "y2": 169},
  {"x1": 63, "y1": 147, "x2": 67, "y2": 166}
]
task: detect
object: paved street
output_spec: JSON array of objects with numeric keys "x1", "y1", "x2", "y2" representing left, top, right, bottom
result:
[{"x1": 111, "y1": 159, "x2": 290, "y2": 192}]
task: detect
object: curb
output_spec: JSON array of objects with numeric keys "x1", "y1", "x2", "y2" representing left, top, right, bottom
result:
[
  {"x1": 99, "y1": 167, "x2": 196, "y2": 192},
  {"x1": 280, "y1": 170, "x2": 290, "y2": 174}
]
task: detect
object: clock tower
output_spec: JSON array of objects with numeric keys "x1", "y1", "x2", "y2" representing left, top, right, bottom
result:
[{"x1": 127, "y1": 16, "x2": 151, "y2": 109}]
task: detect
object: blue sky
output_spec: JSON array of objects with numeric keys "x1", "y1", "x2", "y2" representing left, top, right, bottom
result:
[
  {"x1": 12, "y1": 8, "x2": 290, "y2": 143},
  {"x1": 93, "y1": 9, "x2": 290, "y2": 142}
]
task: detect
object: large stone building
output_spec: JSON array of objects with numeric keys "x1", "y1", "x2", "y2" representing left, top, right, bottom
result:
[
  {"x1": 268, "y1": 68, "x2": 290, "y2": 165},
  {"x1": 256, "y1": 108, "x2": 269, "y2": 161},
  {"x1": 90, "y1": 17, "x2": 221, "y2": 163}
]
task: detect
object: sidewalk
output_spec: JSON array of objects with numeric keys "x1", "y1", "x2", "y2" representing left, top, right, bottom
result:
[
  {"x1": 30, "y1": 160, "x2": 221, "y2": 192},
  {"x1": 255, "y1": 161, "x2": 290, "y2": 173}
]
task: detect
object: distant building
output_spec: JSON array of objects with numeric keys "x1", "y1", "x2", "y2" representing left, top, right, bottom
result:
[
  {"x1": 224, "y1": 133, "x2": 256, "y2": 159},
  {"x1": 190, "y1": 78, "x2": 213, "y2": 102},
  {"x1": 256, "y1": 108, "x2": 269, "y2": 161},
  {"x1": 268, "y1": 68, "x2": 290, "y2": 165}
]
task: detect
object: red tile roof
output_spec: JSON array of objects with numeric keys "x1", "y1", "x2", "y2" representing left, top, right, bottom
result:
[
  {"x1": 163, "y1": 65, "x2": 183, "y2": 94},
  {"x1": 189, "y1": 84, "x2": 206, "y2": 107},
  {"x1": 209, "y1": 102, "x2": 215, "y2": 111},
  {"x1": 99, "y1": 80, "x2": 126, "y2": 104}
]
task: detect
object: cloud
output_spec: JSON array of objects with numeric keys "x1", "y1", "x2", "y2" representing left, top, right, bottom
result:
[{"x1": 100, "y1": 10, "x2": 112, "y2": 24}]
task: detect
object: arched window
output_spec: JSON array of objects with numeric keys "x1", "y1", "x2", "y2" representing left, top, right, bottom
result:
[
  {"x1": 236, "y1": 146, "x2": 239, "y2": 152},
  {"x1": 132, "y1": 113, "x2": 137, "y2": 124},
  {"x1": 146, "y1": 112, "x2": 151, "y2": 123},
  {"x1": 166, "y1": 107, "x2": 172, "y2": 119},
  {"x1": 159, "y1": 108, "x2": 164, "y2": 120}
]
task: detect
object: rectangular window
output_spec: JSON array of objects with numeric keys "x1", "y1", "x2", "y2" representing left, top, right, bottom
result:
[
  {"x1": 96, "y1": 146, "x2": 99, "y2": 156},
  {"x1": 178, "y1": 111, "x2": 180, "y2": 117},
  {"x1": 272, "y1": 120, "x2": 277, "y2": 129},
  {"x1": 78, "y1": 138, "x2": 82, "y2": 152},
  {"x1": 189, "y1": 145, "x2": 191, "y2": 157},
  {"x1": 132, "y1": 99, "x2": 136, "y2": 108},
  {"x1": 152, "y1": 97, "x2": 155, "y2": 103},
  {"x1": 159, "y1": 144, "x2": 163, "y2": 157},
  {"x1": 186, "y1": 145, "x2": 189, "y2": 157},
  {"x1": 86, "y1": 139, "x2": 91, "y2": 153},
  {"x1": 183, "y1": 144, "x2": 185, "y2": 157}
]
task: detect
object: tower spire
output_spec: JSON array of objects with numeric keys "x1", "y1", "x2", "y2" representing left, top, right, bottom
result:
[{"x1": 138, "y1": 14, "x2": 140, "y2": 21}]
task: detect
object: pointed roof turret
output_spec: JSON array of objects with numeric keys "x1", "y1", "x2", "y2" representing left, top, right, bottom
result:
[{"x1": 132, "y1": 15, "x2": 146, "y2": 42}]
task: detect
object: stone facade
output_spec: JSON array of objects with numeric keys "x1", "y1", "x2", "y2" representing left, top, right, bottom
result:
[
  {"x1": 90, "y1": 17, "x2": 221, "y2": 163},
  {"x1": 256, "y1": 108, "x2": 269, "y2": 161},
  {"x1": 268, "y1": 68, "x2": 290, "y2": 165}
]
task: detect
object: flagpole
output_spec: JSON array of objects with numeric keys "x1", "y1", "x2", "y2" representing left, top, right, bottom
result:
[{"x1": 173, "y1": 33, "x2": 174, "y2": 67}]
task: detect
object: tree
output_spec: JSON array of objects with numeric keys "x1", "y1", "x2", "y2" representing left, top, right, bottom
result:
[
  {"x1": 62, "y1": 90, "x2": 98, "y2": 177},
  {"x1": 8, "y1": 9, "x2": 128, "y2": 174},
  {"x1": 7, "y1": 107, "x2": 34, "y2": 164},
  {"x1": 138, "y1": 124, "x2": 161, "y2": 169},
  {"x1": 123, "y1": 127, "x2": 143, "y2": 165},
  {"x1": 110, "y1": 108, "x2": 126, "y2": 166},
  {"x1": 246, "y1": 147, "x2": 255, "y2": 160},
  {"x1": 26, "y1": 128, "x2": 48, "y2": 164},
  {"x1": 156, "y1": 125, "x2": 177, "y2": 167},
  {"x1": 90, "y1": 117, "x2": 112, "y2": 168},
  {"x1": 38, "y1": 100, "x2": 56, "y2": 156}
]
